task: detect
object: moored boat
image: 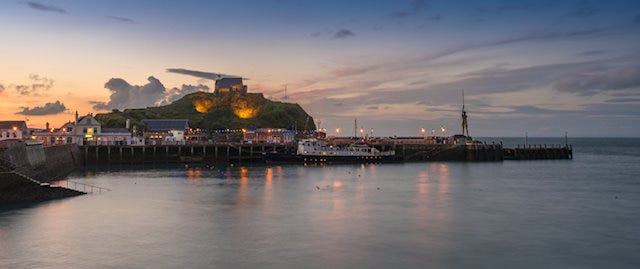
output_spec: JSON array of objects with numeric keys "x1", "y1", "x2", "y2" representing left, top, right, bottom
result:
[{"x1": 264, "y1": 138, "x2": 398, "y2": 164}]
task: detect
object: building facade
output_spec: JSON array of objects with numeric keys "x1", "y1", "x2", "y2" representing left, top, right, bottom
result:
[
  {"x1": 0, "y1": 121, "x2": 28, "y2": 141},
  {"x1": 142, "y1": 119, "x2": 189, "y2": 144},
  {"x1": 243, "y1": 128, "x2": 295, "y2": 144},
  {"x1": 32, "y1": 113, "x2": 132, "y2": 146}
]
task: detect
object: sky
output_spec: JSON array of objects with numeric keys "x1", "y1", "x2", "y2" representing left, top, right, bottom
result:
[{"x1": 1, "y1": 0, "x2": 639, "y2": 137}]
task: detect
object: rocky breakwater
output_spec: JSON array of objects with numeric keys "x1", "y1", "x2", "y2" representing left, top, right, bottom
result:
[{"x1": 1, "y1": 140, "x2": 84, "y2": 205}]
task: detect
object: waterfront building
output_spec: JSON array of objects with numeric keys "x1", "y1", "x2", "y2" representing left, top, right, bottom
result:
[
  {"x1": 32, "y1": 113, "x2": 132, "y2": 146},
  {"x1": 243, "y1": 128, "x2": 295, "y2": 144},
  {"x1": 142, "y1": 119, "x2": 189, "y2": 144},
  {"x1": 0, "y1": 121, "x2": 28, "y2": 141}
]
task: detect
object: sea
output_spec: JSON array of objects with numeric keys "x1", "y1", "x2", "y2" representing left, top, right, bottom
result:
[{"x1": 1, "y1": 137, "x2": 639, "y2": 269}]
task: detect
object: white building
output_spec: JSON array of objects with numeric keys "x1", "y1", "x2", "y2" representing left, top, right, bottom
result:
[
  {"x1": 32, "y1": 112, "x2": 132, "y2": 146},
  {"x1": 142, "y1": 119, "x2": 189, "y2": 144},
  {"x1": 0, "y1": 121, "x2": 28, "y2": 141}
]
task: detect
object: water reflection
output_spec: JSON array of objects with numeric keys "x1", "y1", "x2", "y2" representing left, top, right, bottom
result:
[
  {"x1": 435, "y1": 163, "x2": 450, "y2": 194},
  {"x1": 417, "y1": 170, "x2": 429, "y2": 195},
  {"x1": 263, "y1": 167, "x2": 274, "y2": 211},
  {"x1": 412, "y1": 163, "x2": 452, "y2": 243},
  {"x1": 236, "y1": 166, "x2": 249, "y2": 208},
  {"x1": 265, "y1": 167, "x2": 273, "y2": 189},
  {"x1": 186, "y1": 167, "x2": 201, "y2": 186}
]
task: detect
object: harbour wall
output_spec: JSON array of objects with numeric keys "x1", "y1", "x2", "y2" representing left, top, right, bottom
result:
[
  {"x1": 1, "y1": 141, "x2": 85, "y2": 205},
  {"x1": 80, "y1": 143, "x2": 292, "y2": 165},
  {"x1": 79, "y1": 142, "x2": 571, "y2": 165},
  {"x1": 1, "y1": 141, "x2": 82, "y2": 182},
  {"x1": 0, "y1": 172, "x2": 84, "y2": 205}
]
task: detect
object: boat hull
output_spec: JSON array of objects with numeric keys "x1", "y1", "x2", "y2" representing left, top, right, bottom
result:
[{"x1": 264, "y1": 152, "x2": 400, "y2": 164}]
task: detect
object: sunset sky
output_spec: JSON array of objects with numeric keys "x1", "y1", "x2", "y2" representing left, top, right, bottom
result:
[{"x1": 1, "y1": 0, "x2": 639, "y2": 136}]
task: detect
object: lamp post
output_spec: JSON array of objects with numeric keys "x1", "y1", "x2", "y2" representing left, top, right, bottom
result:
[
  {"x1": 359, "y1": 127, "x2": 364, "y2": 137},
  {"x1": 420, "y1": 127, "x2": 426, "y2": 138},
  {"x1": 336, "y1": 128, "x2": 341, "y2": 136}
]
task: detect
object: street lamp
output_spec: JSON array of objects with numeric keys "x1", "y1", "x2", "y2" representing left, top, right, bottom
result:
[
  {"x1": 441, "y1": 125, "x2": 446, "y2": 136},
  {"x1": 420, "y1": 127, "x2": 426, "y2": 138},
  {"x1": 359, "y1": 127, "x2": 364, "y2": 137},
  {"x1": 336, "y1": 128, "x2": 340, "y2": 135}
]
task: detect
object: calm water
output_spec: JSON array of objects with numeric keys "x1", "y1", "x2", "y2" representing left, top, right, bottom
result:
[{"x1": 1, "y1": 138, "x2": 639, "y2": 268}]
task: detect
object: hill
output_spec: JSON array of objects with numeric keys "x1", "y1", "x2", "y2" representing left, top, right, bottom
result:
[{"x1": 95, "y1": 92, "x2": 316, "y2": 131}]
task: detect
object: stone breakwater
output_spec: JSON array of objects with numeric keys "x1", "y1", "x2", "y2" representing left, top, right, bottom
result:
[
  {"x1": 0, "y1": 173, "x2": 84, "y2": 204},
  {"x1": 1, "y1": 141, "x2": 84, "y2": 205},
  {"x1": 1, "y1": 140, "x2": 81, "y2": 182}
]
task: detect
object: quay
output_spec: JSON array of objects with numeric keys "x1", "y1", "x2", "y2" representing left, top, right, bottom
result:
[
  {"x1": 79, "y1": 140, "x2": 572, "y2": 165},
  {"x1": 80, "y1": 143, "x2": 293, "y2": 165}
]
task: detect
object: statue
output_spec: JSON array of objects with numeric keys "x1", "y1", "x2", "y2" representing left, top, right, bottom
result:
[{"x1": 461, "y1": 90, "x2": 469, "y2": 137}]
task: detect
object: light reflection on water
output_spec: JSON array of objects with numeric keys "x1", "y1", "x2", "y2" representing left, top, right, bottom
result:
[{"x1": 1, "y1": 139, "x2": 640, "y2": 269}]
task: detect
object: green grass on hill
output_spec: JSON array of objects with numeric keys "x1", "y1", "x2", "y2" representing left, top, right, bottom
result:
[{"x1": 95, "y1": 92, "x2": 316, "y2": 131}]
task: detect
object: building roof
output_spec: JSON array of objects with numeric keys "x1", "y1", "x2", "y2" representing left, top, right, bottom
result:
[
  {"x1": 77, "y1": 114, "x2": 101, "y2": 126},
  {"x1": 0, "y1": 121, "x2": 28, "y2": 131},
  {"x1": 142, "y1": 119, "x2": 189, "y2": 131},
  {"x1": 102, "y1": 128, "x2": 130, "y2": 134}
]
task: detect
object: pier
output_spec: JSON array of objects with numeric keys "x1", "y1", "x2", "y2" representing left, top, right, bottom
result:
[
  {"x1": 79, "y1": 140, "x2": 572, "y2": 165},
  {"x1": 80, "y1": 143, "x2": 293, "y2": 165},
  {"x1": 503, "y1": 144, "x2": 573, "y2": 160}
]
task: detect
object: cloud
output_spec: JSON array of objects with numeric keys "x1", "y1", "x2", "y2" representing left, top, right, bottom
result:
[
  {"x1": 426, "y1": 15, "x2": 442, "y2": 21},
  {"x1": 106, "y1": 15, "x2": 135, "y2": 24},
  {"x1": 16, "y1": 100, "x2": 66, "y2": 115},
  {"x1": 292, "y1": 55, "x2": 640, "y2": 124},
  {"x1": 27, "y1": 1, "x2": 66, "y2": 14},
  {"x1": 92, "y1": 76, "x2": 212, "y2": 110},
  {"x1": 367, "y1": 106, "x2": 379, "y2": 110},
  {"x1": 92, "y1": 76, "x2": 167, "y2": 110},
  {"x1": 166, "y1": 68, "x2": 239, "y2": 80},
  {"x1": 392, "y1": 0, "x2": 430, "y2": 18},
  {"x1": 294, "y1": 28, "x2": 603, "y2": 96},
  {"x1": 569, "y1": 0, "x2": 598, "y2": 17},
  {"x1": 578, "y1": 50, "x2": 606, "y2": 56},
  {"x1": 164, "y1": 84, "x2": 210, "y2": 104},
  {"x1": 14, "y1": 74, "x2": 54, "y2": 96},
  {"x1": 421, "y1": 28, "x2": 602, "y2": 62},
  {"x1": 606, "y1": 98, "x2": 640, "y2": 103},
  {"x1": 333, "y1": 29, "x2": 355, "y2": 39},
  {"x1": 554, "y1": 66, "x2": 640, "y2": 95},
  {"x1": 0, "y1": 84, "x2": 5, "y2": 92},
  {"x1": 472, "y1": 2, "x2": 555, "y2": 21}
]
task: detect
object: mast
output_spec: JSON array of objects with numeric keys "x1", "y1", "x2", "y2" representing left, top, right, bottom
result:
[{"x1": 354, "y1": 118, "x2": 357, "y2": 138}]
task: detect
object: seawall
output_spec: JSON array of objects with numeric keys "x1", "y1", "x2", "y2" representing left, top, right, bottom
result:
[
  {"x1": 1, "y1": 141, "x2": 81, "y2": 182},
  {"x1": 0, "y1": 172, "x2": 84, "y2": 204},
  {"x1": 1, "y1": 141, "x2": 84, "y2": 205}
]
